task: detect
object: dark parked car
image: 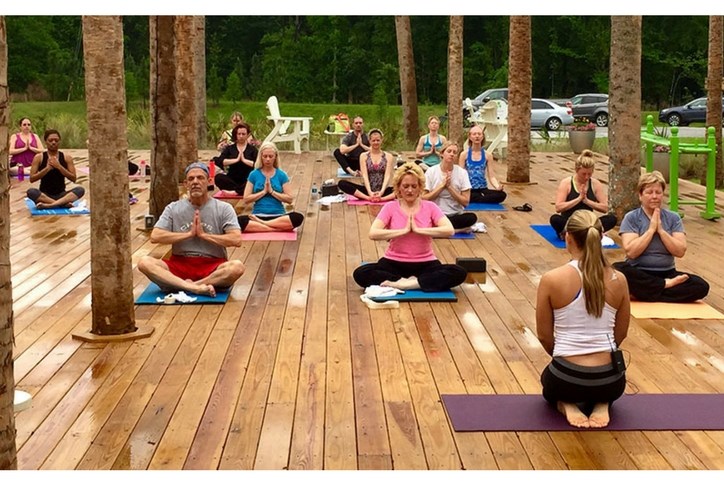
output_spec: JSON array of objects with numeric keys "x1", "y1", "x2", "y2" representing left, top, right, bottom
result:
[
  {"x1": 463, "y1": 88, "x2": 508, "y2": 115},
  {"x1": 658, "y1": 97, "x2": 724, "y2": 126},
  {"x1": 569, "y1": 93, "x2": 609, "y2": 127}
]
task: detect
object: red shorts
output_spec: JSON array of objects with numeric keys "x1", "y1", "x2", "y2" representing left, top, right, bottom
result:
[{"x1": 164, "y1": 254, "x2": 226, "y2": 282}]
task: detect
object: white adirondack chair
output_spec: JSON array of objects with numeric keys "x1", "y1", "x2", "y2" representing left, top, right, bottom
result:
[{"x1": 263, "y1": 96, "x2": 313, "y2": 154}]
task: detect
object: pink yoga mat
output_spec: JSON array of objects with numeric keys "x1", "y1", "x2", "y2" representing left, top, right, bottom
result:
[
  {"x1": 241, "y1": 231, "x2": 297, "y2": 241},
  {"x1": 213, "y1": 190, "x2": 244, "y2": 200},
  {"x1": 346, "y1": 195, "x2": 387, "y2": 206}
]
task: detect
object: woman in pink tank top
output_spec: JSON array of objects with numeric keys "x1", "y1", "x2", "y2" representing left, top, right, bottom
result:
[{"x1": 9, "y1": 117, "x2": 44, "y2": 176}]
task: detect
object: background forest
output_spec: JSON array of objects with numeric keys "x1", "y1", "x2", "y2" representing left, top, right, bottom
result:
[{"x1": 5, "y1": 15, "x2": 712, "y2": 108}]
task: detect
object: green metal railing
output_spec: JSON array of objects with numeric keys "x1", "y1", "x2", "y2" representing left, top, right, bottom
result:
[{"x1": 640, "y1": 114, "x2": 721, "y2": 220}]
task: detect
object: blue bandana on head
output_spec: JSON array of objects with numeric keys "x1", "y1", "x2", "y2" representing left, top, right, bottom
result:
[{"x1": 184, "y1": 161, "x2": 209, "y2": 177}]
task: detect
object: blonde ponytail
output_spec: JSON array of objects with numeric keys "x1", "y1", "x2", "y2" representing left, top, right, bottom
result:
[{"x1": 565, "y1": 210, "x2": 608, "y2": 317}]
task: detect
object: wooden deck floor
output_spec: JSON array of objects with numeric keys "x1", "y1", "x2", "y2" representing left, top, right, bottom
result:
[{"x1": 8, "y1": 149, "x2": 724, "y2": 470}]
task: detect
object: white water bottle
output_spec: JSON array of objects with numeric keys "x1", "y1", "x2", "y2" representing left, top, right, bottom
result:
[
  {"x1": 139, "y1": 159, "x2": 147, "y2": 177},
  {"x1": 311, "y1": 182, "x2": 318, "y2": 199}
]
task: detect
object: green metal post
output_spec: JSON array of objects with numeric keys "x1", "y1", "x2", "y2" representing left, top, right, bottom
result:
[
  {"x1": 669, "y1": 126, "x2": 680, "y2": 215},
  {"x1": 701, "y1": 126, "x2": 722, "y2": 220},
  {"x1": 645, "y1": 115, "x2": 654, "y2": 172}
]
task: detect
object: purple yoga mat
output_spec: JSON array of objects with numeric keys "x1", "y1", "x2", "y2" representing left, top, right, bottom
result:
[{"x1": 441, "y1": 393, "x2": 724, "y2": 431}]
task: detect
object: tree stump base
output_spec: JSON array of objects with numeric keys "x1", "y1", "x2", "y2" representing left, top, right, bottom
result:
[{"x1": 72, "y1": 325, "x2": 155, "y2": 343}]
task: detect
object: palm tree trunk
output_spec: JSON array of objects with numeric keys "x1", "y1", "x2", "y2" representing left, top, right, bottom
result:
[
  {"x1": 608, "y1": 16, "x2": 642, "y2": 219},
  {"x1": 194, "y1": 16, "x2": 207, "y2": 150},
  {"x1": 447, "y1": 16, "x2": 464, "y2": 146},
  {"x1": 175, "y1": 16, "x2": 198, "y2": 179},
  {"x1": 82, "y1": 16, "x2": 137, "y2": 335},
  {"x1": 395, "y1": 16, "x2": 419, "y2": 144},
  {"x1": 506, "y1": 16, "x2": 531, "y2": 183},
  {"x1": 0, "y1": 15, "x2": 17, "y2": 471},
  {"x1": 706, "y1": 16, "x2": 723, "y2": 188},
  {"x1": 149, "y1": 16, "x2": 179, "y2": 220}
]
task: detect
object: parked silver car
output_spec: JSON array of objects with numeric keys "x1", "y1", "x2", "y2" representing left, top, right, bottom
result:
[{"x1": 531, "y1": 98, "x2": 574, "y2": 131}]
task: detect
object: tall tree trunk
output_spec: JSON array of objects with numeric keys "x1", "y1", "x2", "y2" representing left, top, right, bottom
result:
[
  {"x1": 395, "y1": 16, "x2": 419, "y2": 144},
  {"x1": 82, "y1": 16, "x2": 136, "y2": 336},
  {"x1": 175, "y1": 16, "x2": 198, "y2": 179},
  {"x1": 0, "y1": 15, "x2": 17, "y2": 471},
  {"x1": 608, "y1": 16, "x2": 642, "y2": 219},
  {"x1": 447, "y1": 16, "x2": 464, "y2": 146},
  {"x1": 194, "y1": 16, "x2": 207, "y2": 150},
  {"x1": 149, "y1": 16, "x2": 179, "y2": 220},
  {"x1": 506, "y1": 16, "x2": 531, "y2": 183},
  {"x1": 706, "y1": 16, "x2": 723, "y2": 188}
]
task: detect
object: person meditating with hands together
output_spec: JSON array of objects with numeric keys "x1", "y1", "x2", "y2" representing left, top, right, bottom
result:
[
  {"x1": 550, "y1": 149, "x2": 616, "y2": 240},
  {"x1": 26, "y1": 129, "x2": 85, "y2": 209},
  {"x1": 238, "y1": 142, "x2": 305, "y2": 233},
  {"x1": 338, "y1": 128, "x2": 396, "y2": 203},
  {"x1": 138, "y1": 162, "x2": 245, "y2": 296},
  {"x1": 352, "y1": 162, "x2": 467, "y2": 292},
  {"x1": 537, "y1": 210, "x2": 630, "y2": 429},
  {"x1": 613, "y1": 171, "x2": 709, "y2": 303}
]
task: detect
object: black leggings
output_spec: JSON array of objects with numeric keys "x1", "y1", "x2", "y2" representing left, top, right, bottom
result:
[
  {"x1": 27, "y1": 186, "x2": 85, "y2": 202},
  {"x1": 333, "y1": 149, "x2": 360, "y2": 173},
  {"x1": 338, "y1": 180, "x2": 393, "y2": 198},
  {"x1": 612, "y1": 261, "x2": 709, "y2": 303},
  {"x1": 447, "y1": 212, "x2": 477, "y2": 230},
  {"x1": 550, "y1": 212, "x2": 617, "y2": 239},
  {"x1": 471, "y1": 188, "x2": 507, "y2": 204},
  {"x1": 353, "y1": 257, "x2": 467, "y2": 292},
  {"x1": 541, "y1": 357, "x2": 626, "y2": 408},
  {"x1": 238, "y1": 212, "x2": 305, "y2": 231},
  {"x1": 215, "y1": 173, "x2": 247, "y2": 194}
]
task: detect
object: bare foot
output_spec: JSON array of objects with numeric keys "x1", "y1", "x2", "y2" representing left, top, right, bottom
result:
[
  {"x1": 190, "y1": 283, "x2": 216, "y2": 297},
  {"x1": 665, "y1": 274, "x2": 689, "y2": 289},
  {"x1": 249, "y1": 214, "x2": 267, "y2": 224},
  {"x1": 381, "y1": 276, "x2": 420, "y2": 290},
  {"x1": 588, "y1": 402, "x2": 610, "y2": 428},
  {"x1": 557, "y1": 401, "x2": 590, "y2": 428}
]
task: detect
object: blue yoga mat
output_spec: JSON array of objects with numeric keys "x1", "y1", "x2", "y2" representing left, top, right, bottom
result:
[
  {"x1": 25, "y1": 198, "x2": 90, "y2": 216},
  {"x1": 530, "y1": 224, "x2": 620, "y2": 250},
  {"x1": 465, "y1": 203, "x2": 506, "y2": 211},
  {"x1": 135, "y1": 282, "x2": 231, "y2": 305},
  {"x1": 451, "y1": 231, "x2": 475, "y2": 239},
  {"x1": 369, "y1": 289, "x2": 457, "y2": 302},
  {"x1": 336, "y1": 168, "x2": 354, "y2": 178}
]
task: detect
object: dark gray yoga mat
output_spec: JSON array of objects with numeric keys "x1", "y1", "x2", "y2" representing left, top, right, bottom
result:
[{"x1": 441, "y1": 393, "x2": 724, "y2": 431}]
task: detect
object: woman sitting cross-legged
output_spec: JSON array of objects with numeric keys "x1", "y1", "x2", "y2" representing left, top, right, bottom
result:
[
  {"x1": 537, "y1": 209, "x2": 630, "y2": 429},
  {"x1": 214, "y1": 122, "x2": 258, "y2": 195},
  {"x1": 338, "y1": 128, "x2": 395, "y2": 203},
  {"x1": 238, "y1": 142, "x2": 304, "y2": 233},
  {"x1": 550, "y1": 149, "x2": 616, "y2": 240},
  {"x1": 352, "y1": 162, "x2": 467, "y2": 292},
  {"x1": 458, "y1": 124, "x2": 507, "y2": 204},
  {"x1": 612, "y1": 170, "x2": 709, "y2": 303},
  {"x1": 423, "y1": 141, "x2": 477, "y2": 232}
]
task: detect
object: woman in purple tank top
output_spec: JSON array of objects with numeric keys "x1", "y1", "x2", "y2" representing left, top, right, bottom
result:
[{"x1": 9, "y1": 118, "x2": 44, "y2": 176}]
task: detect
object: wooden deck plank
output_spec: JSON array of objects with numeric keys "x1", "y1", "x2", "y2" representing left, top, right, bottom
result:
[{"x1": 9, "y1": 150, "x2": 724, "y2": 471}]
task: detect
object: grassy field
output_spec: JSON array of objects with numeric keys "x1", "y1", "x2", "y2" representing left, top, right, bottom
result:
[
  {"x1": 7, "y1": 100, "x2": 705, "y2": 153},
  {"x1": 9, "y1": 100, "x2": 448, "y2": 151}
]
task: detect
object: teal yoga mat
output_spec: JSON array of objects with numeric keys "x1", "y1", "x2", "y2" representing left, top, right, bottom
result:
[
  {"x1": 135, "y1": 282, "x2": 230, "y2": 305},
  {"x1": 25, "y1": 198, "x2": 90, "y2": 216},
  {"x1": 369, "y1": 289, "x2": 457, "y2": 302}
]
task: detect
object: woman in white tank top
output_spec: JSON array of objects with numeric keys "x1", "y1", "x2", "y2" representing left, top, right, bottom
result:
[{"x1": 536, "y1": 210, "x2": 630, "y2": 428}]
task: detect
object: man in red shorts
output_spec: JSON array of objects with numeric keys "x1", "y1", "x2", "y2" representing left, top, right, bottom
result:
[{"x1": 138, "y1": 162, "x2": 244, "y2": 296}]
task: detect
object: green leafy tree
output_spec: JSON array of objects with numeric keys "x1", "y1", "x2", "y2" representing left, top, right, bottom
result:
[
  {"x1": 207, "y1": 65, "x2": 223, "y2": 106},
  {"x1": 225, "y1": 70, "x2": 242, "y2": 102}
]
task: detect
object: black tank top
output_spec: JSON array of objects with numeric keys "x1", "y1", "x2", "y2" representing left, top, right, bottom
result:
[
  {"x1": 39, "y1": 151, "x2": 68, "y2": 195},
  {"x1": 562, "y1": 176, "x2": 597, "y2": 218}
]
